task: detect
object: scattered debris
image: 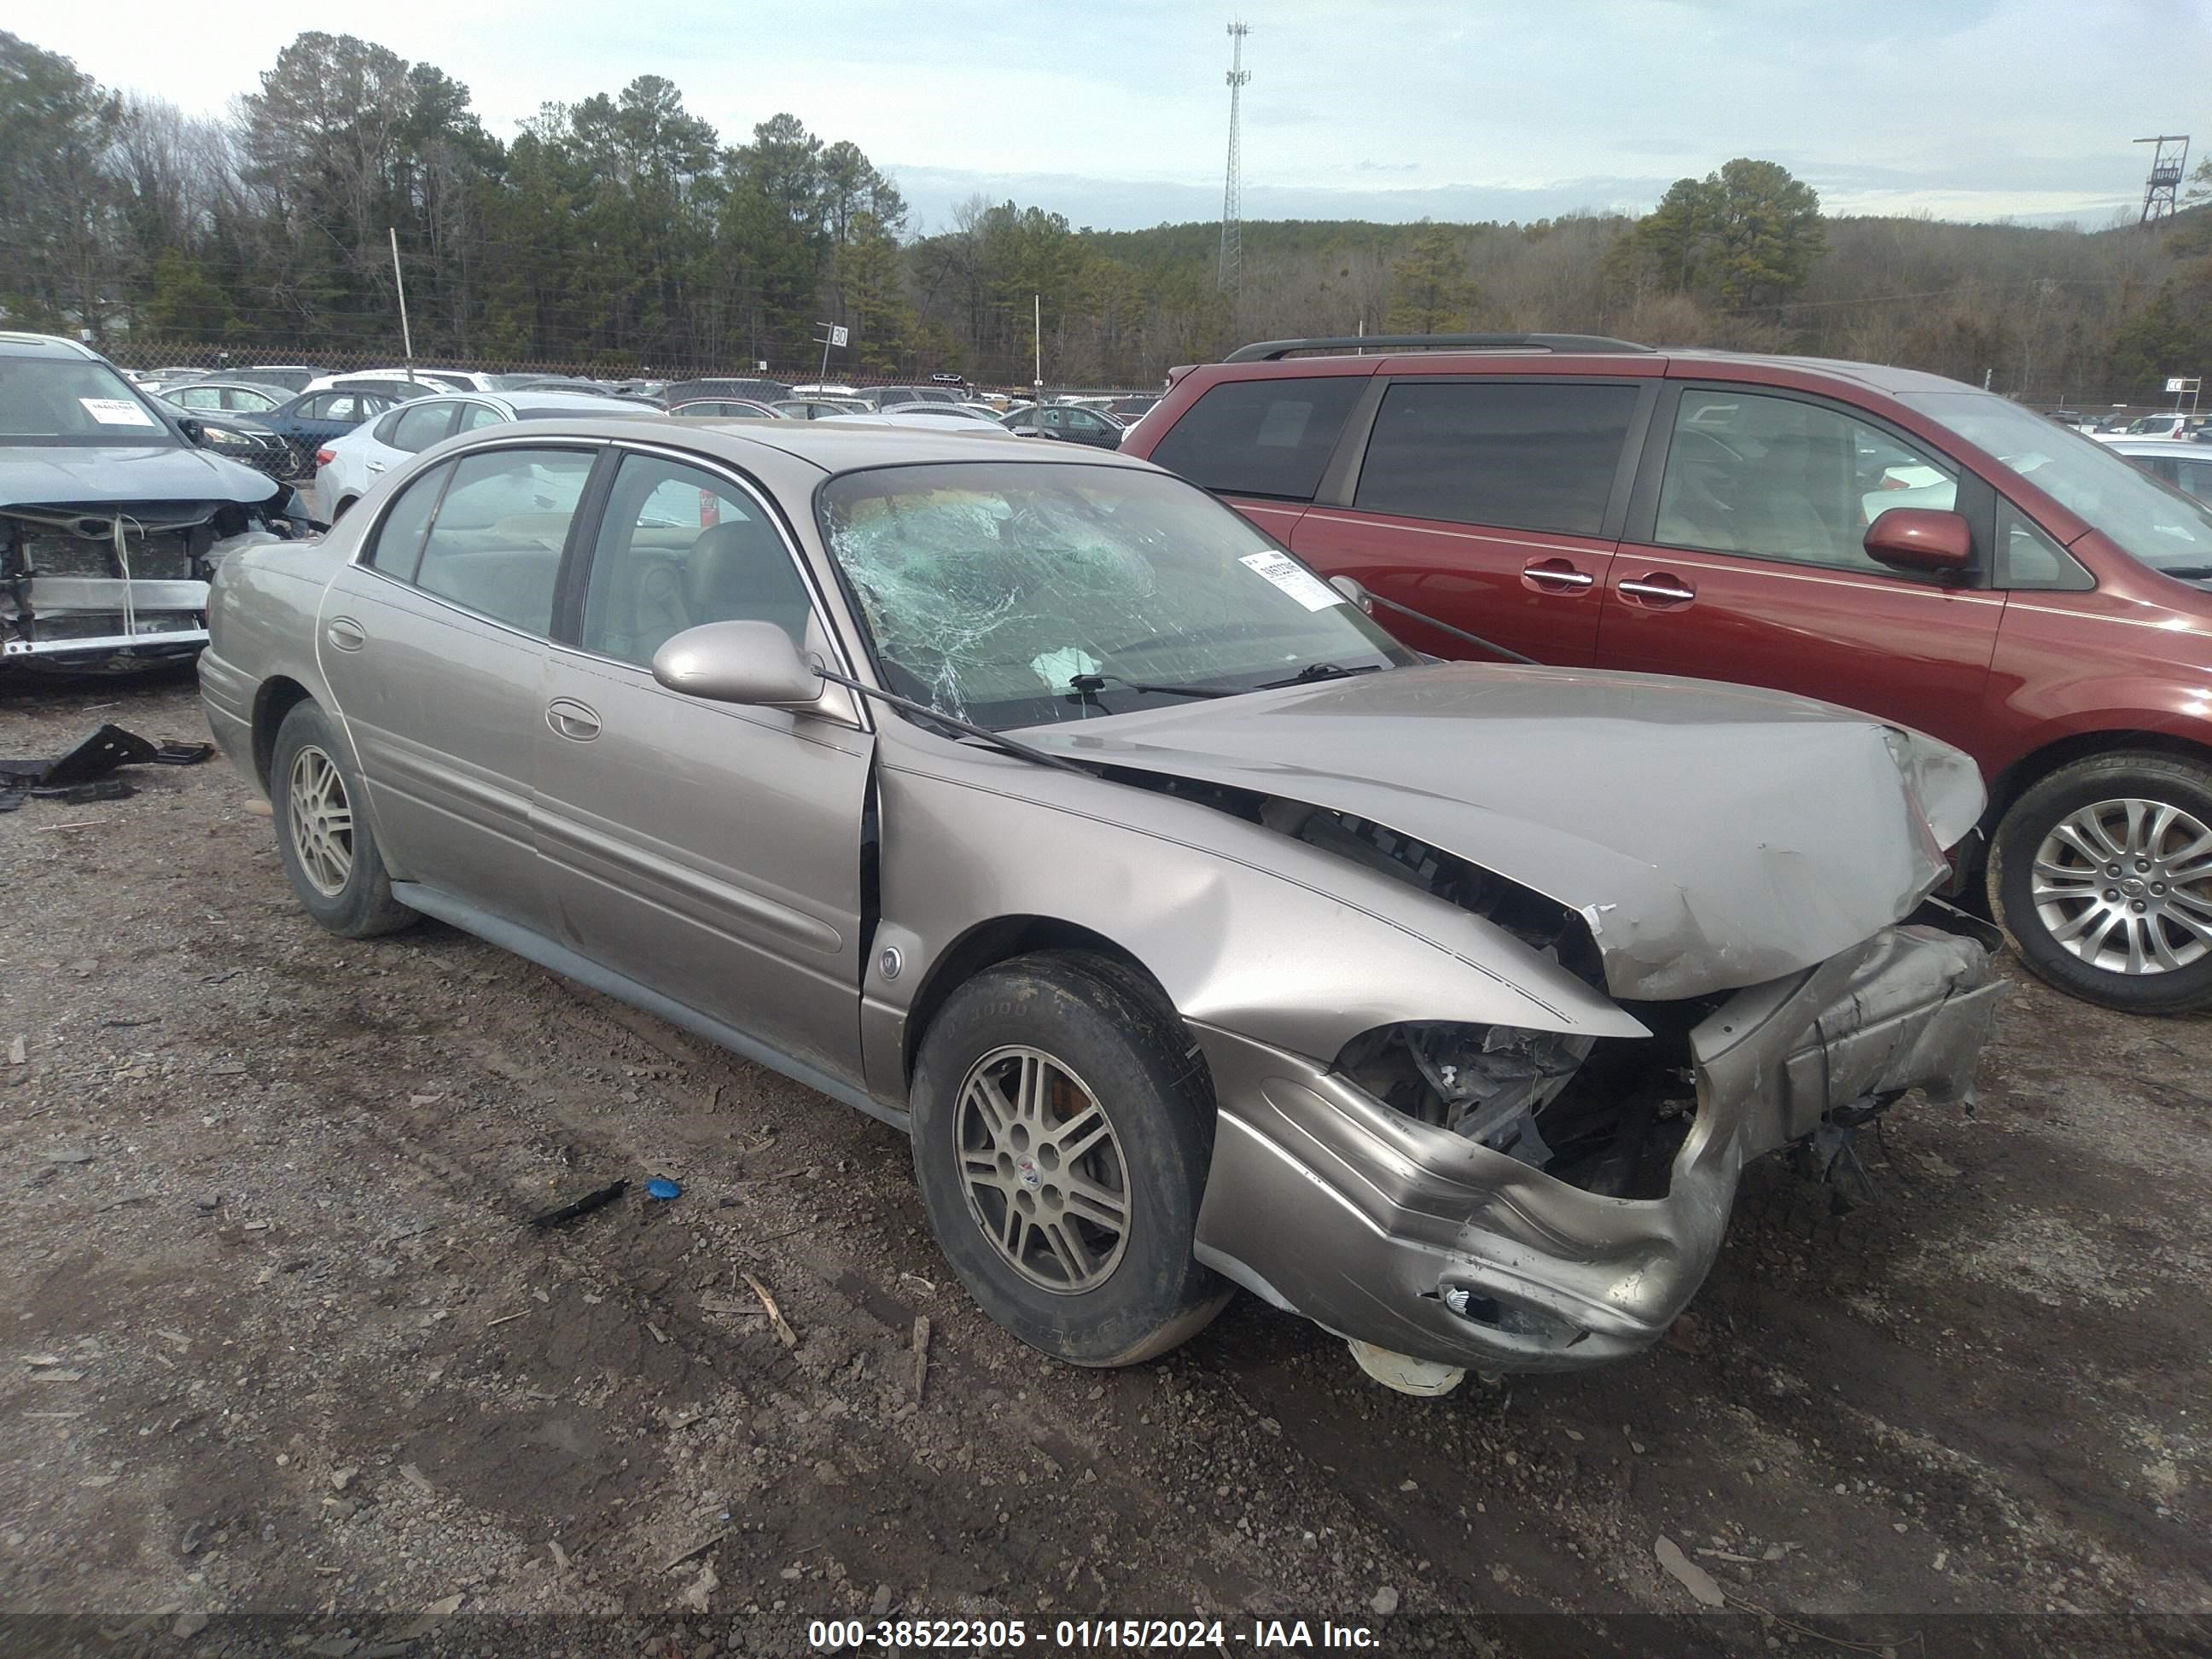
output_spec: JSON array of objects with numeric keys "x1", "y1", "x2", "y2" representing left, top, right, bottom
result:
[
  {"x1": 29, "y1": 1368, "x2": 85, "y2": 1383},
  {"x1": 744, "y1": 1272, "x2": 799, "y2": 1349},
  {"x1": 547, "y1": 1538, "x2": 569, "y2": 1572},
  {"x1": 1371, "y1": 1586, "x2": 1400, "y2": 1616},
  {"x1": 6, "y1": 1035, "x2": 23, "y2": 1065},
  {"x1": 645, "y1": 1176, "x2": 682, "y2": 1201},
  {"x1": 1655, "y1": 1534, "x2": 1726, "y2": 1609},
  {"x1": 173, "y1": 1611, "x2": 208, "y2": 1639},
  {"x1": 678, "y1": 1560, "x2": 719, "y2": 1612},
  {"x1": 0, "y1": 724, "x2": 212, "y2": 811},
  {"x1": 871, "y1": 1583, "x2": 894, "y2": 1618},
  {"x1": 665, "y1": 1529, "x2": 727, "y2": 1571},
  {"x1": 422, "y1": 1593, "x2": 463, "y2": 1615},
  {"x1": 529, "y1": 1179, "x2": 628, "y2": 1228},
  {"x1": 485, "y1": 1311, "x2": 529, "y2": 1329},
  {"x1": 43, "y1": 1148, "x2": 93, "y2": 1165},
  {"x1": 399, "y1": 1463, "x2": 434, "y2": 1495},
  {"x1": 911, "y1": 1314, "x2": 932, "y2": 1401},
  {"x1": 330, "y1": 1466, "x2": 358, "y2": 1493}
]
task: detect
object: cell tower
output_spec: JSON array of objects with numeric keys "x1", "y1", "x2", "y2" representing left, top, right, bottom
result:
[
  {"x1": 1218, "y1": 21, "x2": 1251, "y2": 294},
  {"x1": 2137, "y1": 135, "x2": 2190, "y2": 225}
]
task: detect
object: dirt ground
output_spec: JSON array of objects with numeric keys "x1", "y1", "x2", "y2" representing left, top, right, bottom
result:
[{"x1": 2, "y1": 672, "x2": 2207, "y2": 1655}]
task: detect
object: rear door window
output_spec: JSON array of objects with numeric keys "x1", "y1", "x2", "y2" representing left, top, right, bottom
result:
[
  {"x1": 1148, "y1": 376, "x2": 1364, "y2": 502},
  {"x1": 2177, "y1": 458, "x2": 2212, "y2": 503},
  {"x1": 390, "y1": 401, "x2": 460, "y2": 453},
  {"x1": 1353, "y1": 381, "x2": 1639, "y2": 535},
  {"x1": 411, "y1": 450, "x2": 595, "y2": 635}
]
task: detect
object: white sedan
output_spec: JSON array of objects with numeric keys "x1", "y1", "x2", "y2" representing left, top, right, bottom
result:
[{"x1": 311, "y1": 389, "x2": 647, "y2": 521}]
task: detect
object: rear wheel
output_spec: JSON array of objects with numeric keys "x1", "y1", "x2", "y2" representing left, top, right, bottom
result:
[
  {"x1": 910, "y1": 952, "x2": 1229, "y2": 1366},
  {"x1": 1990, "y1": 751, "x2": 2212, "y2": 1013},
  {"x1": 270, "y1": 701, "x2": 418, "y2": 939}
]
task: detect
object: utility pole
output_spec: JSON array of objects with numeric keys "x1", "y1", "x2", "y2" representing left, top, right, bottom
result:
[
  {"x1": 1218, "y1": 21, "x2": 1251, "y2": 295},
  {"x1": 1033, "y1": 293, "x2": 1043, "y2": 407},
  {"x1": 389, "y1": 228, "x2": 416, "y2": 382},
  {"x1": 2136, "y1": 135, "x2": 2189, "y2": 226}
]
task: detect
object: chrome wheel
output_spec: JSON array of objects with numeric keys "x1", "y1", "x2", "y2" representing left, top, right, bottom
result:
[
  {"x1": 956, "y1": 1045, "x2": 1131, "y2": 1294},
  {"x1": 2031, "y1": 796, "x2": 2212, "y2": 975},
  {"x1": 286, "y1": 744, "x2": 354, "y2": 898}
]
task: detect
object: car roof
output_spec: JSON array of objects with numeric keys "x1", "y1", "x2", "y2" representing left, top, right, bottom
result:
[
  {"x1": 1200, "y1": 341, "x2": 1981, "y2": 398},
  {"x1": 0, "y1": 331, "x2": 102, "y2": 362},
  {"x1": 486, "y1": 414, "x2": 1150, "y2": 476},
  {"x1": 2104, "y1": 438, "x2": 2211, "y2": 456}
]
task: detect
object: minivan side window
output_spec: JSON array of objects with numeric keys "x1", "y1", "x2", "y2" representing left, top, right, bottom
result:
[
  {"x1": 1994, "y1": 503, "x2": 2094, "y2": 591},
  {"x1": 1656, "y1": 389, "x2": 1960, "y2": 575},
  {"x1": 1148, "y1": 376, "x2": 1365, "y2": 502},
  {"x1": 410, "y1": 449, "x2": 595, "y2": 635},
  {"x1": 1353, "y1": 381, "x2": 1639, "y2": 536}
]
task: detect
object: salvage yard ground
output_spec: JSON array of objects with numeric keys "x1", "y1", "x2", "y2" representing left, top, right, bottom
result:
[{"x1": 1, "y1": 674, "x2": 2207, "y2": 1650}]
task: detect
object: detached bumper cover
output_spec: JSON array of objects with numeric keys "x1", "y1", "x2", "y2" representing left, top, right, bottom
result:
[{"x1": 1191, "y1": 923, "x2": 2000, "y2": 1374}]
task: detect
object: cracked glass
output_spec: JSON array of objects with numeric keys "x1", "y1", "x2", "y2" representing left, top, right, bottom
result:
[{"x1": 816, "y1": 461, "x2": 1413, "y2": 730}]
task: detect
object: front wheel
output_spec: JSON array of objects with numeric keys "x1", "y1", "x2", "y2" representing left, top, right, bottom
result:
[
  {"x1": 910, "y1": 952, "x2": 1230, "y2": 1366},
  {"x1": 1989, "y1": 751, "x2": 2212, "y2": 1014}
]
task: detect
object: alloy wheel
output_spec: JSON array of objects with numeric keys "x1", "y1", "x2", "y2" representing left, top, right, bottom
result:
[
  {"x1": 956, "y1": 1045, "x2": 1132, "y2": 1294},
  {"x1": 2030, "y1": 795, "x2": 2212, "y2": 975},
  {"x1": 286, "y1": 744, "x2": 354, "y2": 897}
]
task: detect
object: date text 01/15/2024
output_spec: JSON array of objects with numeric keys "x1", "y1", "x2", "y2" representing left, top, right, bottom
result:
[{"x1": 807, "y1": 1617, "x2": 1380, "y2": 1650}]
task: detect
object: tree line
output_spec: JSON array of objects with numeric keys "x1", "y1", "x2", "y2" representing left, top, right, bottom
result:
[{"x1": 2, "y1": 27, "x2": 2207, "y2": 403}]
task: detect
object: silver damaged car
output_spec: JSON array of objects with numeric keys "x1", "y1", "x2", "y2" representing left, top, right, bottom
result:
[{"x1": 199, "y1": 418, "x2": 2002, "y2": 1392}]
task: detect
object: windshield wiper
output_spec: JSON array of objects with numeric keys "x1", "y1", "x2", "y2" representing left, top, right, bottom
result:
[
  {"x1": 2154, "y1": 564, "x2": 2212, "y2": 579},
  {"x1": 1256, "y1": 661, "x2": 1384, "y2": 689},
  {"x1": 811, "y1": 665, "x2": 1093, "y2": 776},
  {"x1": 1068, "y1": 672, "x2": 1237, "y2": 701}
]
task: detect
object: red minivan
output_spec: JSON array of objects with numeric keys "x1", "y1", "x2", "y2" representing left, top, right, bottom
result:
[{"x1": 1123, "y1": 334, "x2": 2212, "y2": 1015}]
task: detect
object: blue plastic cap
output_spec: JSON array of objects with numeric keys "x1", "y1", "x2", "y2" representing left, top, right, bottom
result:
[{"x1": 644, "y1": 1177, "x2": 682, "y2": 1201}]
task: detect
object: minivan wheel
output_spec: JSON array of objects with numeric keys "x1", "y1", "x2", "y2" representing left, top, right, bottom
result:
[
  {"x1": 269, "y1": 701, "x2": 418, "y2": 940},
  {"x1": 1990, "y1": 751, "x2": 2212, "y2": 1014},
  {"x1": 909, "y1": 952, "x2": 1230, "y2": 1366}
]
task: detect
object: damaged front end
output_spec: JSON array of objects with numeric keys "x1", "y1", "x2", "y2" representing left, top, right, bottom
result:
[
  {"x1": 1192, "y1": 918, "x2": 1999, "y2": 1377},
  {"x1": 1, "y1": 499, "x2": 300, "y2": 672},
  {"x1": 1155, "y1": 790, "x2": 2002, "y2": 1380}
]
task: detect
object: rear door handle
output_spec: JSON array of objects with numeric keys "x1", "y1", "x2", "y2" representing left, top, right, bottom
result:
[
  {"x1": 1522, "y1": 558, "x2": 1596, "y2": 593},
  {"x1": 1618, "y1": 573, "x2": 1698, "y2": 607},
  {"x1": 324, "y1": 616, "x2": 366, "y2": 651},
  {"x1": 365, "y1": 460, "x2": 386, "y2": 474},
  {"x1": 545, "y1": 697, "x2": 602, "y2": 742}
]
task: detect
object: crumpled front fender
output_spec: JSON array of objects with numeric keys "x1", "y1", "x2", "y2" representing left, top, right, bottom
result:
[{"x1": 1191, "y1": 923, "x2": 2002, "y2": 1374}]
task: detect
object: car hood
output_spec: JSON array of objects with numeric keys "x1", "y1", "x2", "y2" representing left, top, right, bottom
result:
[
  {"x1": 0, "y1": 444, "x2": 281, "y2": 510},
  {"x1": 1020, "y1": 663, "x2": 1982, "y2": 1000}
]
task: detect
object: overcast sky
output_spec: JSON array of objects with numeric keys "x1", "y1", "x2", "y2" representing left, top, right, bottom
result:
[{"x1": 37, "y1": 1, "x2": 2212, "y2": 233}]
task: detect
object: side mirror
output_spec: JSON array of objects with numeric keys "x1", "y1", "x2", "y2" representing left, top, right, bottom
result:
[
  {"x1": 176, "y1": 415, "x2": 207, "y2": 446},
  {"x1": 652, "y1": 620, "x2": 824, "y2": 707},
  {"x1": 1864, "y1": 507, "x2": 1973, "y2": 574}
]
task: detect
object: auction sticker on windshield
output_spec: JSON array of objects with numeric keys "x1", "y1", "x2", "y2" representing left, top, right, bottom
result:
[
  {"x1": 80, "y1": 398, "x2": 159, "y2": 427},
  {"x1": 1238, "y1": 550, "x2": 1342, "y2": 612}
]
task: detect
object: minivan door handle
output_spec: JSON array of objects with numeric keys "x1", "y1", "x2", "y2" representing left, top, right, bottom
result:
[
  {"x1": 324, "y1": 616, "x2": 366, "y2": 651},
  {"x1": 545, "y1": 697, "x2": 602, "y2": 742},
  {"x1": 1522, "y1": 558, "x2": 1597, "y2": 593},
  {"x1": 1617, "y1": 573, "x2": 1698, "y2": 607}
]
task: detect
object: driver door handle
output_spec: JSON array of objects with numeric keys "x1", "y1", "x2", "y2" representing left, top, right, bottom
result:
[
  {"x1": 546, "y1": 698, "x2": 602, "y2": 742},
  {"x1": 324, "y1": 616, "x2": 366, "y2": 651}
]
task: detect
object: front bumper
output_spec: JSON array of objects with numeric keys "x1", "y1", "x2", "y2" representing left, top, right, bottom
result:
[{"x1": 1190, "y1": 923, "x2": 2000, "y2": 1374}]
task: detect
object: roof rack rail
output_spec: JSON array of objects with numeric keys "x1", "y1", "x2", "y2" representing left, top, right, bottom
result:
[{"x1": 1224, "y1": 333, "x2": 1653, "y2": 362}]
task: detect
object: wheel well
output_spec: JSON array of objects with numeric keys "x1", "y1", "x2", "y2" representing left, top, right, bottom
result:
[
  {"x1": 1988, "y1": 730, "x2": 2212, "y2": 822},
  {"x1": 251, "y1": 677, "x2": 315, "y2": 790},
  {"x1": 899, "y1": 916, "x2": 1173, "y2": 1086}
]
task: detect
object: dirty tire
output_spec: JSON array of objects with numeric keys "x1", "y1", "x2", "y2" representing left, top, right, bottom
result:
[
  {"x1": 911, "y1": 952, "x2": 1230, "y2": 1367},
  {"x1": 1990, "y1": 750, "x2": 2212, "y2": 1015},
  {"x1": 270, "y1": 700, "x2": 418, "y2": 940}
]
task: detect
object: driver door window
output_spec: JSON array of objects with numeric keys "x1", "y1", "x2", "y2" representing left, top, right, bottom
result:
[
  {"x1": 579, "y1": 454, "x2": 816, "y2": 667},
  {"x1": 1655, "y1": 389, "x2": 1958, "y2": 574}
]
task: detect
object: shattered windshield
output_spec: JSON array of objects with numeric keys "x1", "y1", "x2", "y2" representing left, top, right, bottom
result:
[
  {"x1": 1900, "y1": 390, "x2": 2212, "y2": 575},
  {"x1": 817, "y1": 460, "x2": 1414, "y2": 729},
  {"x1": 0, "y1": 357, "x2": 179, "y2": 447}
]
